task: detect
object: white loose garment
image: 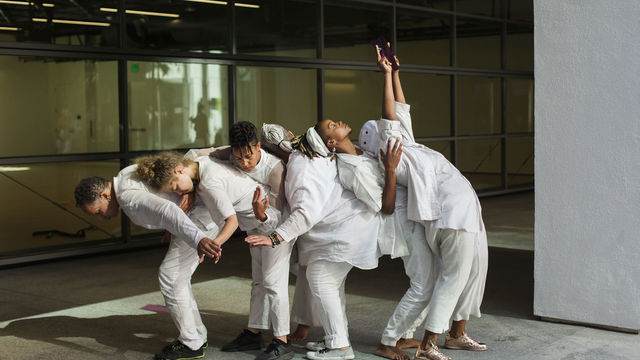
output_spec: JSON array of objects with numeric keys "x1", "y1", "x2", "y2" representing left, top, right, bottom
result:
[
  {"x1": 275, "y1": 151, "x2": 379, "y2": 270},
  {"x1": 113, "y1": 165, "x2": 215, "y2": 350},
  {"x1": 113, "y1": 165, "x2": 209, "y2": 248},
  {"x1": 335, "y1": 152, "x2": 410, "y2": 259}
]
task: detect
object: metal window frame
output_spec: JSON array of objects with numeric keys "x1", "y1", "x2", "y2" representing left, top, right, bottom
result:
[{"x1": 0, "y1": 0, "x2": 534, "y2": 264}]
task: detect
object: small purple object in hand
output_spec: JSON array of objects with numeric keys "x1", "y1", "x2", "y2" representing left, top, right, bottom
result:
[{"x1": 370, "y1": 36, "x2": 399, "y2": 70}]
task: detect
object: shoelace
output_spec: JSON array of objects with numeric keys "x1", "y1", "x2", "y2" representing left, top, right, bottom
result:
[
  {"x1": 265, "y1": 342, "x2": 280, "y2": 356},
  {"x1": 171, "y1": 342, "x2": 186, "y2": 351},
  {"x1": 318, "y1": 348, "x2": 332, "y2": 354}
]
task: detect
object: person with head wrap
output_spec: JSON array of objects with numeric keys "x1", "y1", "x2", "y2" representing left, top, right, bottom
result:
[
  {"x1": 245, "y1": 124, "x2": 383, "y2": 360},
  {"x1": 313, "y1": 47, "x2": 489, "y2": 360}
]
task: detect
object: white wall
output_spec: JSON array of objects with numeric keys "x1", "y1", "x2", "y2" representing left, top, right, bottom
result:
[{"x1": 534, "y1": 0, "x2": 640, "y2": 331}]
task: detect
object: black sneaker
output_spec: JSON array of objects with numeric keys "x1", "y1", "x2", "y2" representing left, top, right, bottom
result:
[
  {"x1": 256, "y1": 338, "x2": 294, "y2": 360},
  {"x1": 221, "y1": 329, "x2": 264, "y2": 352},
  {"x1": 154, "y1": 340, "x2": 205, "y2": 360}
]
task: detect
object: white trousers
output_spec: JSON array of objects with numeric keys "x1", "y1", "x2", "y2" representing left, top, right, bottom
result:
[
  {"x1": 248, "y1": 239, "x2": 295, "y2": 336},
  {"x1": 380, "y1": 227, "x2": 437, "y2": 346},
  {"x1": 158, "y1": 237, "x2": 207, "y2": 351},
  {"x1": 307, "y1": 260, "x2": 353, "y2": 349},
  {"x1": 290, "y1": 263, "x2": 323, "y2": 327},
  {"x1": 423, "y1": 225, "x2": 488, "y2": 334}
]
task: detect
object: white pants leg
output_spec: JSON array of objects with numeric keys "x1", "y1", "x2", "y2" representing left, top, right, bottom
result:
[
  {"x1": 381, "y1": 230, "x2": 437, "y2": 346},
  {"x1": 247, "y1": 239, "x2": 295, "y2": 336},
  {"x1": 451, "y1": 228, "x2": 488, "y2": 321},
  {"x1": 424, "y1": 228, "x2": 477, "y2": 334},
  {"x1": 158, "y1": 237, "x2": 207, "y2": 350},
  {"x1": 291, "y1": 264, "x2": 323, "y2": 327},
  {"x1": 307, "y1": 260, "x2": 353, "y2": 349}
]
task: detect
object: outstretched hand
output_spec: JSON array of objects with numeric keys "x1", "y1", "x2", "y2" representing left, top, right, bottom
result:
[
  {"x1": 376, "y1": 45, "x2": 393, "y2": 74},
  {"x1": 381, "y1": 138, "x2": 402, "y2": 172},
  {"x1": 245, "y1": 234, "x2": 272, "y2": 248},
  {"x1": 252, "y1": 186, "x2": 269, "y2": 222},
  {"x1": 197, "y1": 237, "x2": 222, "y2": 264}
]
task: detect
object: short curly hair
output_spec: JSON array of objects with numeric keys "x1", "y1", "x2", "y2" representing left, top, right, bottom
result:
[
  {"x1": 74, "y1": 176, "x2": 110, "y2": 207},
  {"x1": 230, "y1": 121, "x2": 259, "y2": 153}
]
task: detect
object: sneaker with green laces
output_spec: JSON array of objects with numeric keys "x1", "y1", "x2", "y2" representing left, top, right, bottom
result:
[{"x1": 154, "y1": 340, "x2": 205, "y2": 360}]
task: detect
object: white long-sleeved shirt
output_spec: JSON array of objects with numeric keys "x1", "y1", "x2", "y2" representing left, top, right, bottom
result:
[
  {"x1": 336, "y1": 152, "x2": 412, "y2": 258},
  {"x1": 113, "y1": 165, "x2": 209, "y2": 248},
  {"x1": 195, "y1": 156, "x2": 280, "y2": 235},
  {"x1": 376, "y1": 102, "x2": 483, "y2": 233},
  {"x1": 276, "y1": 151, "x2": 379, "y2": 270}
]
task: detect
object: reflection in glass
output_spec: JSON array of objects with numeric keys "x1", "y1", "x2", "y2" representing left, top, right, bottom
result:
[
  {"x1": 128, "y1": 61, "x2": 229, "y2": 151},
  {"x1": 507, "y1": 137, "x2": 533, "y2": 187},
  {"x1": 0, "y1": 56, "x2": 119, "y2": 157},
  {"x1": 237, "y1": 66, "x2": 317, "y2": 137},
  {"x1": 456, "y1": 76, "x2": 501, "y2": 135},
  {"x1": 506, "y1": 25, "x2": 533, "y2": 71},
  {"x1": 397, "y1": 10, "x2": 451, "y2": 67},
  {"x1": 237, "y1": 0, "x2": 317, "y2": 57},
  {"x1": 0, "y1": 0, "x2": 119, "y2": 46},
  {"x1": 457, "y1": 138, "x2": 502, "y2": 191},
  {"x1": 456, "y1": 17, "x2": 501, "y2": 69},
  {"x1": 421, "y1": 141, "x2": 452, "y2": 162},
  {"x1": 325, "y1": 69, "x2": 382, "y2": 134},
  {"x1": 456, "y1": 0, "x2": 503, "y2": 18},
  {"x1": 0, "y1": 161, "x2": 121, "y2": 256},
  {"x1": 324, "y1": 1, "x2": 392, "y2": 62},
  {"x1": 506, "y1": 78, "x2": 533, "y2": 133},
  {"x1": 125, "y1": 0, "x2": 228, "y2": 52},
  {"x1": 401, "y1": 73, "x2": 451, "y2": 137}
]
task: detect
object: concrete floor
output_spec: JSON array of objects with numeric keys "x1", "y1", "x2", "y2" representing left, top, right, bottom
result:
[{"x1": 1, "y1": 224, "x2": 638, "y2": 360}]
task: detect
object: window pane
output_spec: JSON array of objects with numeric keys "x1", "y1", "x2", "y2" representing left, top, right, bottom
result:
[
  {"x1": 324, "y1": 69, "x2": 382, "y2": 135},
  {"x1": 0, "y1": 161, "x2": 122, "y2": 257},
  {"x1": 397, "y1": 10, "x2": 452, "y2": 67},
  {"x1": 0, "y1": 56, "x2": 119, "y2": 157},
  {"x1": 123, "y1": 0, "x2": 228, "y2": 52},
  {"x1": 128, "y1": 61, "x2": 229, "y2": 151},
  {"x1": 237, "y1": 66, "x2": 317, "y2": 136},
  {"x1": 402, "y1": 73, "x2": 451, "y2": 137},
  {"x1": 508, "y1": 0, "x2": 533, "y2": 21},
  {"x1": 507, "y1": 137, "x2": 533, "y2": 187},
  {"x1": 237, "y1": 0, "x2": 317, "y2": 58},
  {"x1": 398, "y1": 0, "x2": 451, "y2": 11},
  {"x1": 324, "y1": 1, "x2": 392, "y2": 62},
  {"x1": 506, "y1": 25, "x2": 533, "y2": 71},
  {"x1": 456, "y1": 0, "x2": 503, "y2": 18},
  {"x1": 456, "y1": 76, "x2": 501, "y2": 135},
  {"x1": 456, "y1": 17, "x2": 501, "y2": 69},
  {"x1": 421, "y1": 141, "x2": 452, "y2": 162},
  {"x1": 506, "y1": 78, "x2": 533, "y2": 133},
  {"x1": 457, "y1": 138, "x2": 502, "y2": 191},
  {"x1": 0, "y1": 1, "x2": 119, "y2": 47}
]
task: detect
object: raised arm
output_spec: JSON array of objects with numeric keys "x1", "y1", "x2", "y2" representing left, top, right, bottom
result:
[
  {"x1": 377, "y1": 45, "x2": 397, "y2": 121},
  {"x1": 391, "y1": 56, "x2": 406, "y2": 104},
  {"x1": 380, "y1": 139, "x2": 402, "y2": 214}
]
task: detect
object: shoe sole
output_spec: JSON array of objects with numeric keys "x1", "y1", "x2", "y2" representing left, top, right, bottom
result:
[
  {"x1": 443, "y1": 344, "x2": 488, "y2": 351},
  {"x1": 222, "y1": 344, "x2": 263, "y2": 352},
  {"x1": 257, "y1": 351, "x2": 295, "y2": 360},
  {"x1": 306, "y1": 351, "x2": 355, "y2": 360}
]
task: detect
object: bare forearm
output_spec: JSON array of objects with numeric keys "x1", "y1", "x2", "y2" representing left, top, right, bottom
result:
[
  {"x1": 392, "y1": 71, "x2": 406, "y2": 104},
  {"x1": 213, "y1": 214, "x2": 239, "y2": 246},
  {"x1": 382, "y1": 72, "x2": 397, "y2": 121},
  {"x1": 381, "y1": 169, "x2": 397, "y2": 214}
]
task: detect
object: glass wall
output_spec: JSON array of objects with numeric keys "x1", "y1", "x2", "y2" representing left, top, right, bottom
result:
[{"x1": 0, "y1": 0, "x2": 533, "y2": 262}]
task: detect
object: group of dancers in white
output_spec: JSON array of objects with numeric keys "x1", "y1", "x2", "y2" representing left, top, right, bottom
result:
[{"x1": 73, "y1": 47, "x2": 489, "y2": 360}]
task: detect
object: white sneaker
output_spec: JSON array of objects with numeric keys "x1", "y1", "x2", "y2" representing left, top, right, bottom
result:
[
  {"x1": 306, "y1": 347, "x2": 355, "y2": 360},
  {"x1": 305, "y1": 340, "x2": 325, "y2": 351}
]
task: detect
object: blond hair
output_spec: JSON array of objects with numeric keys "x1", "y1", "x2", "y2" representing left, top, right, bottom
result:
[{"x1": 135, "y1": 152, "x2": 193, "y2": 191}]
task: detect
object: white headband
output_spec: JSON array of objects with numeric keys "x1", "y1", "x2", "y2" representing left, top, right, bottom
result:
[
  {"x1": 305, "y1": 127, "x2": 330, "y2": 157},
  {"x1": 262, "y1": 123, "x2": 293, "y2": 152}
]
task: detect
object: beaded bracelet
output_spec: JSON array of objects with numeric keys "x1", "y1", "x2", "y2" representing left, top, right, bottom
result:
[{"x1": 269, "y1": 232, "x2": 281, "y2": 248}]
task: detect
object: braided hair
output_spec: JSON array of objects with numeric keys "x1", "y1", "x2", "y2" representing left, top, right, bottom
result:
[{"x1": 230, "y1": 121, "x2": 259, "y2": 154}]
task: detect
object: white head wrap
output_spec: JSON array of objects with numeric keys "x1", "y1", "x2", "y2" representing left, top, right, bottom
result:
[
  {"x1": 305, "y1": 126, "x2": 330, "y2": 157},
  {"x1": 359, "y1": 120, "x2": 379, "y2": 157},
  {"x1": 261, "y1": 123, "x2": 293, "y2": 152}
]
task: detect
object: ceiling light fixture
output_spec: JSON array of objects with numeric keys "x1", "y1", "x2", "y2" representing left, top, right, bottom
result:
[
  {"x1": 32, "y1": 17, "x2": 111, "y2": 27},
  {"x1": 0, "y1": 26, "x2": 20, "y2": 31},
  {"x1": 185, "y1": 0, "x2": 260, "y2": 9},
  {"x1": 100, "y1": 7, "x2": 180, "y2": 18}
]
